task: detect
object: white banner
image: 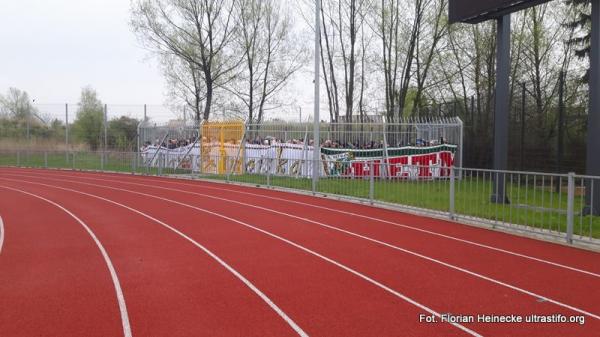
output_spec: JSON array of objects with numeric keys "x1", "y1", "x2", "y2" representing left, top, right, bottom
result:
[
  {"x1": 140, "y1": 142, "x2": 455, "y2": 179},
  {"x1": 244, "y1": 143, "x2": 320, "y2": 177},
  {"x1": 140, "y1": 143, "x2": 200, "y2": 171}
]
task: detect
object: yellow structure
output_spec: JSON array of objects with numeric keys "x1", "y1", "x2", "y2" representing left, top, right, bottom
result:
[{"x1": 201, "y1": 121, "x2": 245, "y2": 174}]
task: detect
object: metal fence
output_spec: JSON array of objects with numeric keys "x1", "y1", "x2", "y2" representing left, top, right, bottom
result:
[
  {"x1": 246, "y1": 118, "x2": 464, "y2": 167},
  {"x1": 139, "y1": 119, "x2": 199, "y2": 148},
  {"x1": 430, "y1": 75, "x2": 590, "y2": 173},
  {"x1": 247, "y1": 118, "x2": 462, "y2": 146},
  {"x1": 2, "y1": 103, "x2": 462, "y2": 159},
  {"x1": 2, "y1": 89, "x2": 591, "y2": 174},
  {"x1": 0, "y1": 103, "x2": 186, "y2": 152},
  {"x1": 2, "y1": 149, "x2": 598, "y2": 248}
]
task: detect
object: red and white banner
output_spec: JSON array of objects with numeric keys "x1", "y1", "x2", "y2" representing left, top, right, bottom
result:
[{"x1": 323, "y1": 149, "x2": 455, "y2": 179}]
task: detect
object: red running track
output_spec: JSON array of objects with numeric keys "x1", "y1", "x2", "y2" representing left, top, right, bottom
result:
[{"x1": 1, "y1": 167, "x2": 599, "y2": 337}]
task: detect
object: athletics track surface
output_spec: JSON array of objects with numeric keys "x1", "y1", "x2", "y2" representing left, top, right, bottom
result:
[{"x1": 0, "y1": 167, "x2": 599, "y2": 337}]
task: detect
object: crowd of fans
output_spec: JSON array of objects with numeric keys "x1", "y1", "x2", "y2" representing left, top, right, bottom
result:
[
  {"x1": 246, "y1": 136, "x2": 448, "y2": 149},
  {"x1": 143, "y1": 135, "x2": 448, "y2": 151},
  {"x1": 143, "y1": 137, "x2": 197, "y2": 150}
]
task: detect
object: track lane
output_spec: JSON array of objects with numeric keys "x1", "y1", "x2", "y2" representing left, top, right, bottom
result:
[
  {"x1": 0, "y1": 175, "x2": 469, "y2": 336},
  {"x1": 198, "y1": 178, "x2": 600, "y2": 272},
  {"x1": 11, "y1": 170, "x2": 600, "y2": 319},
  {"x1": 94, "y1": 172, "x2": 600, "y2": 314},
  {"x1": 5, "y1": 173, "x2": 600, "y2": 333},
  {"x1": 0, "y1": 179, "x2": 304, "y2": 337},
  {"x1": 28, "y1": 168, "x2": 600, "y2": 276},
  {"x1": 0, "y1": 187, "x2": 126, "y2": 337}
]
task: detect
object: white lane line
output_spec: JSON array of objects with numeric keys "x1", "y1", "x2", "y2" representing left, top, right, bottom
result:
[
  {"x1": 0, "y1": 176, "x2": 482, "y2": 337},
  {"x1": 0, "y1": 185, "x2": 132, "y2": 337},
  {"x1": 0, "y1": 178, "x2": 307, "y2": 337},
  {"x1": 0, "y1": 215, "x2": 4, "y2": 255},
  {"x1": 11, "y1": 172, "x2": 598, "y2": 322},
  {"x1": 66, "y1": 171, "x2": 600, "y2": 279}
]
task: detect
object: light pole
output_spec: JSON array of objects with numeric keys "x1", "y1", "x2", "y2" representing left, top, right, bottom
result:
[
  {"x1": 312, "y1": 0, "x2": 321, "y2": 194},
  {"x1": 491, "y1": 15, "x2": 510, "y2": 204},
  {"x1": 586, "y1": 0, "x2": 600, "y2": 215}
]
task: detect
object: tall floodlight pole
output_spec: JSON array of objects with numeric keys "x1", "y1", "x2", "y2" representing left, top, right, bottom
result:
[
  {"x1": 312, "y1": 0, "x2": 321, "y2": 194},
  {"x1": 491, "y1": 14, "x2": 510, "y2": 204},
  {"x1": 586, "y1": 0, "x2": 600, "y2": 215}
]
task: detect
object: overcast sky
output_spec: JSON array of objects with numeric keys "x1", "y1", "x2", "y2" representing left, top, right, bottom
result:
[
  {"x1": 0, "y1": 0, "x2": 166, "y2": 106},
  {"x1": 0, "y1": 0, "x2": 317, "y2": 122}
]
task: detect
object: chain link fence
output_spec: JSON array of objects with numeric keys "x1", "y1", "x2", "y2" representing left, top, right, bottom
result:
[
  {"x1": 0, "y1": 103, "x2": 185, "y2": 152},
  {"x1": 412, "y1": 74, "x2": 589, "y2": 174},
  {"x1": 1, "y1": 88, "x2": 591, "y2": 176},
  {"x1": 0, "y1": 92, "x2": 596, "y2": 245}
]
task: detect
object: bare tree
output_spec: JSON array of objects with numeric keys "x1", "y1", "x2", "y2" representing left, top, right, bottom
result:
[
  {"x1": 411, "y1": 0, "x2": 448, "y2": 116},
  {"x1": 307, "y1": 0, "x2": 373, "y2": 123},
  {"x1": 131, "y1": 0, "x2": 240, "y2": 121},
  {"x1": 520, "y1": 4, "x2": 576, "y2": 116},
  {"x1": 161, "y1": 53, "x2": 205, "y2": 120},
  {"x1": 229, "y1": 0, "x2": 305, "y2": 123},
  {"x1": 337, "y1": 0, "x2": 372, "y2": 122},
  {"x1": 358, "y1": 18, "x2": 375, "y2": 122},
  {"x1": 319, "y1": 0, "x2": 342, "y2": 123},
  {"x1": 374, "y1": 0, "x2": 427, "y2": 122},
  {"x1": 430, "y1": 19, "x2": 497, "y2": 167}
]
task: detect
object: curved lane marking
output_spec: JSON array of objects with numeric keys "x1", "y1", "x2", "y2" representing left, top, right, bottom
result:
[
  {"x1": 44, "y1": 171, "x2": 600, "y2": 279},
  {"x1": 0, "y1": 176, "x2": 483, "y2": 337},
  {"x1": 5, "y1": 172, "x2": 600, "y2": 321},
  {"x1": 0, "y1": 185, "x2": 132, "y2": 337},
  {"x1": 0, "y1": 179, "x2": 307, "y2": 337}
]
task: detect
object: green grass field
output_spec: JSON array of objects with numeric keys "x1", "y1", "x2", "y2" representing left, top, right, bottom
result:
[
  {"x1": 209, "y1": 173, "x2": 600, "y2": 240},
  {"x1": 0, "y1": 151, "x2": 192, "y2": 176},
  {"x1": 2, "y1": 151, "x2": 599, "y2": 240}
]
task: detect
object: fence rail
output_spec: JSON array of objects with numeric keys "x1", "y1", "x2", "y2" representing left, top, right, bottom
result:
[{"x1": 1, "y1": 150, "x2": 598, "y2": 247}]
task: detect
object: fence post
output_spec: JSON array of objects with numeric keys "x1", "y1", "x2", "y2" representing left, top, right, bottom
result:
[
  {"x1": 72, "y1": 152, "x2": 75, "y2": 170},
  {"x1": 311, "y1": 157, "x2": 316, "y2": 195},
  {"x1": 457, "y1": 117, "x2": 464, "y2": 179},
  {"x1": 156, "y1": 153, "x2": 160, "y2": 175},
  {"x1": 103, "y1": 104, "x2": 108, "y2": 156},
  {"x1": 195, "y1": 154, "x2": 200, "y2": 177},
  {"x1": 158, "y1": 152, "x2": 163, "y2": 176},
  {"x1": 44, "y1": 152, "x2": 48, "y2": 169},
  {"x1": 369, "y1": 160, "x2": 375, "y2": 205},
  {"x1": 65, "y1": 103, "x2": 69, "y2": 163},
  {"x1": 198, "y1": 154, "x2": 202, "y2": 177},
  {"x1": 100, "y1": 151, "x2": 104, "y2": 171},
  {"x1": 226, "y1": 156, "x2": 231, "y2": 183},
  {"x1": 267, "y1": 159, "x2": 272, "y2": 188},
  {"x1": 449, "y1": 166, "x2": 456, "y2": 220},
  {"x1": 17, "y1": 151, "x2": 20, "y2": 167},
  {"x1": 566, "y1": 172, "x2": 575, "y2": 244}
]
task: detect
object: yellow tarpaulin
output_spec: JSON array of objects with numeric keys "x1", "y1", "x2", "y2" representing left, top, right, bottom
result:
[{"x1": 201, "y1": 121, "x2": 245, "y2": 174}]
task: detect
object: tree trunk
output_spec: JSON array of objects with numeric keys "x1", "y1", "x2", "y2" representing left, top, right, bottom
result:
[{"x1": 204, "y1": 82, "x2": 213, "y2": 121}]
